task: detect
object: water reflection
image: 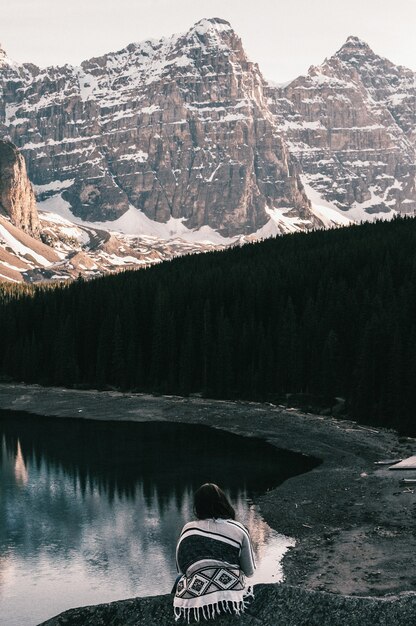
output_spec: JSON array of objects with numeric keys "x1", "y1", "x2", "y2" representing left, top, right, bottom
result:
[
  {"x1": 14, "y1": 441, "x2": 28, "y2": 486},
  {"x1": 0, "y1": 411, "x2": 317, "y2": 626}
]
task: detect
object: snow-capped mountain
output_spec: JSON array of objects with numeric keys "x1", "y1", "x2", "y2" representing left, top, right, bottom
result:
[
  {"x1": 268, "y1": 36, "x2": 416, "y2": 220},
  {"x1": 0, "y1": 20, "x2": 415, "y2": 282},
  {"x1": 0, "y1": 17, "x2": 318, "y2": 239}
]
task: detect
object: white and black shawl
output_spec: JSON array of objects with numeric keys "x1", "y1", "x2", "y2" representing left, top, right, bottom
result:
[{"x1": 173, "y1": 518, "x2": 256, "y2": 622}]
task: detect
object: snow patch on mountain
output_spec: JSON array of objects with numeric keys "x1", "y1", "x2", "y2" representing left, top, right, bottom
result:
[
  {"x1": 40, "y1": 212, "x2": 90, "y2": 245},
  {"x1": 34, "y1": 179, "x2": 75, "y2": 194},
  {"x1": 300, "y1": 177, "x2": 353, "y2": 227},
  {"x1": 301, "y1": 176, "x2": 397, "y2": 225},
  {"x1": 38, "y1": 194, "x2": 237, "y2": 244},
  {"x1": 249, "y1": 207, "x2": 310, "y2": 238},
  {"x1": 119, "y1": 151, "x2": 148, "y2": 162},
  {"x1": 0, "y1": 221, "x2": 53, "y2": 267}
]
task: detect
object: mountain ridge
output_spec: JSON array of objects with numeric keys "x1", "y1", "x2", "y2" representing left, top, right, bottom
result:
[
  {"x1": 0, "y1": 19, "x2": 415, "y2": 281},
  {"x1": 269, "y1": 29, "x2": 416, "y2": 219},
  {"x1": 0, "y1": 17, "x2": 322, "y2": 237}
]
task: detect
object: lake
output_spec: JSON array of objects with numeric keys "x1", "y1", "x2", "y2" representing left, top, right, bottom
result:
[{"x1": 0, "y1": 410, "x2": 318, "y2": 626}]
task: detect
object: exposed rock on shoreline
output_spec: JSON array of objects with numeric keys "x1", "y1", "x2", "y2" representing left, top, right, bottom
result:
[{"x1": 39, "y1": 584, "x2": 416, "y2": 625}]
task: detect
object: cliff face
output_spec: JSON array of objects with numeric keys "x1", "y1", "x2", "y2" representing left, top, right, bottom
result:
[
  {"x1": 0, "y1": 19, "x2": 315, "y2": 237},
  {"x1": 0, "y1": 139, "x2": 39, "y2": 236},
  {"x1": 268, "y1": 36, "x2": 416, "y2": 218},
  {"x1": 1, "y1": 23, "x2": 415, "y2": 272}
]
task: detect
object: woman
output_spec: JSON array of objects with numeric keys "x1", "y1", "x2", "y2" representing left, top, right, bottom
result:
[{"x1": 173, "y1": 483, "x2": 256, "y2": 622}]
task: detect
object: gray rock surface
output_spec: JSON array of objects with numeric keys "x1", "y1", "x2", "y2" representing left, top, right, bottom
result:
[
  {"x1": 0, "y1": 139, "x2": 39, "y2": 235},
  {"x1": 269, "y1": 36, "x2": 416, "y2": 216},
  {"x1": 39, "y1": 584, "x2": 416, "y2": 625},
  {"x1": 2, "y1": 24, "x2": 415, "y2": 238},
  {"x1": 0, "y1": 18, "x2": 315, "y2": 237}
]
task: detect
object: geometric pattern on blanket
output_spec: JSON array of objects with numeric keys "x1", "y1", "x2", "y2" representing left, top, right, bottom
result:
[
  {"x1": 176, "y1": 566, "x2": 244, "y2": 599},
  {"x1": 174, "y1": 565, "x2": 253, "y2": 622}
]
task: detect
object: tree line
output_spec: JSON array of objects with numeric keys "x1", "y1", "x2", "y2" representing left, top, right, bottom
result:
[{"x1": 1, "y1": 216, "x2": 415, "y2": 435}]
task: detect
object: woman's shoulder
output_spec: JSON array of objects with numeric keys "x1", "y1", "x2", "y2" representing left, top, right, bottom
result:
[
  {"x1": 223, "y1": 519, "x2": 245, "y2": 528},
  {"x1": 180, "y1": 518, "x2": 249, "y2": 534},
  {"x1": 180, "y1": 519, "x2": 206, "y2": 533},
  {"x1": 220, "y1": 519, "x2": 251, "y2": 537},
  {"x1": 219, "y1": 518, "x2": 245, "y2": 529}
]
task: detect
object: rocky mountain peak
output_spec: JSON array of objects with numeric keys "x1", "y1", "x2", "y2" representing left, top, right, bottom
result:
[
  {"x1": 329, "y1": 34, "x2": 416, "y2": 134},
  {"x1": 0, "y1": 17, "x2": 315, "y2": 237},
  {"x1": 268, "y1": 30, "x2": 416, "y2": 220},
  {"x1": 188, "y1": 17, "x2": 234, "y2": 42},
  {"x1": 78, "y1": 17, "x2": 246, "y2": 99},
  {"x1": 177, "y1": 17, "x2": 244, "y2": 62},
  {"x1": 341, "y1": 35, "x2": 373, "y2": 51},
  {"x1": 0, "y1": 45, "x2": 24, "y2": 77},
  {"x1": 0, "y1": 140, "x2": 40, "y2": 237},
  {"x1": 191, "y1": 17, "x2": 233, "y2": 32},
  {"x1": 333, "y1": 35, "x2": 378, "y2": 66},
  {"x1": 1, "y1": 23, "x2": 416, "y2": 281},
  {"x1": 0, "y1": 43, "x2": 9, "y2": 66}
]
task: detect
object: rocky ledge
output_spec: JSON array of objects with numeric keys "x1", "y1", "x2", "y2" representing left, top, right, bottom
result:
[{"x1": 40, "y1": 584, "x2": 416, "y2": 625}]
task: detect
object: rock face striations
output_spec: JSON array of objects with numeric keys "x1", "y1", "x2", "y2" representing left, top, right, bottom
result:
[
  {"x1": 268, "y1": 36, "x2": 416, "y2": 217},
  {"x1": 0, "y1": 22, "x2": 415, "y2": 282},
  {"x1": 0, "y1": 19, "x2": 315, "y2": 237},
  {"x1": 0, "y1": 139, "x2": 39, "y2": 236}
]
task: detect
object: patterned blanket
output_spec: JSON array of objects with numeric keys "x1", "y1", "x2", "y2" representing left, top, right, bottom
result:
[
  {"x1": 174, "y1": 565, "x2": 253, "y2": 622},
  {"x1": 173, "y1": 519, "x2": 255, "y2": 622}
]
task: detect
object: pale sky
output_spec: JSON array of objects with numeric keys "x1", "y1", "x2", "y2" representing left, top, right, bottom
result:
[{"x1": 2, "y1": 0, "x2": 416, "y2": 82}]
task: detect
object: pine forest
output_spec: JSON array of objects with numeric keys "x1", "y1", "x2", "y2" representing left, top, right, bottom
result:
[{"x1": 1, "y1": 217, "x2": 415, "y2": 436}]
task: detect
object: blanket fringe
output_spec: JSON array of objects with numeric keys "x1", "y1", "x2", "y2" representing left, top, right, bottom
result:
[{"x1": 174, "y1": 596, "x2": 253, "y2": 622}]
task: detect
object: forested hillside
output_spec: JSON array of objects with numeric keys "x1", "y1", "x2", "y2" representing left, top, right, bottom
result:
[{"x1": 1, "y1": 217, "x2": 416, "y2": 435}]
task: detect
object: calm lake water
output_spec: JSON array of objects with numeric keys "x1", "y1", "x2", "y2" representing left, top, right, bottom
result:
[{"x1": 0, "y1": 410, "x2": 317, "y2": 626}]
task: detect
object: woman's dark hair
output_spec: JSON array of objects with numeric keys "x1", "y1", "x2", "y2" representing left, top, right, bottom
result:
[{"x1": 193, "y1": 483, "x2": 235, "y2": 520}]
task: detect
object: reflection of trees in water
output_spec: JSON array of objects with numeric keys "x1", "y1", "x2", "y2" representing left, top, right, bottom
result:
[
  {"x1": 0, "y1": 412, "x2": 317, "y2": 503},
  {"x1": 14, "y1": 440, "x2": 28, "y2": 485},
  {"x1": 0, "y1": 555, "x2": 12, "y2": 591},
  {"x1": 1, "y1": 437, "x2": 188, "y2": 583},
  {"x1": 0, "y1": 412, "x2": 318, "y2": 594},
  {"x1": 234, "y1": 496, "x2": 273, "y2": 561}
]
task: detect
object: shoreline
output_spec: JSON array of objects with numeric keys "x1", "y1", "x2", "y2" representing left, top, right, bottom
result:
[{"x1": 1, "y1": 382, "x2": 415, "y2": 598}]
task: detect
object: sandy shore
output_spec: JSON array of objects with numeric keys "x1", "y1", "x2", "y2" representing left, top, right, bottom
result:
[{"x1": 1, "y1": 383, "x2": 415, "y2": 597}]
